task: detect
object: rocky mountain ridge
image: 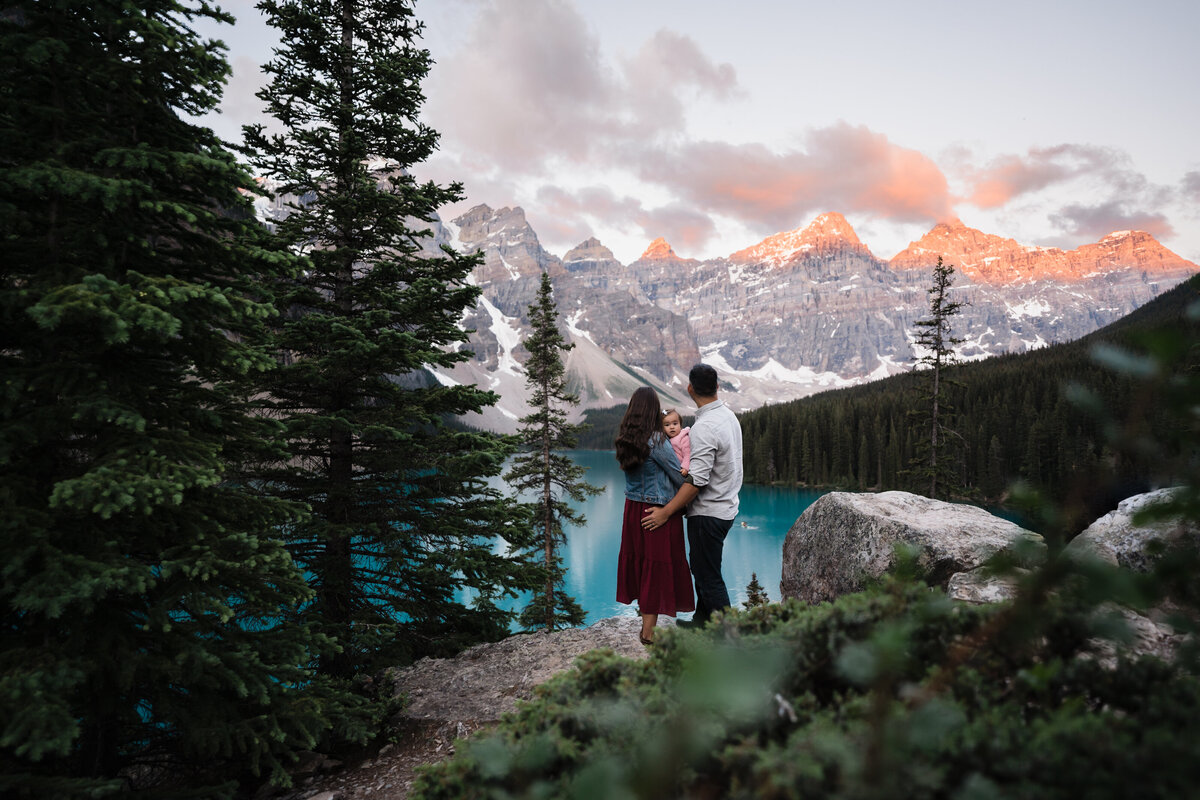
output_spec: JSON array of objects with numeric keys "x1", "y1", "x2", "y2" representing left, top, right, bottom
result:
[
  {"x1": 425, "y1": 204, "x2": 1195, "y2": 431},
  {"x1": 890, "y1": 220, "x2": 1195, "y2": 285}
]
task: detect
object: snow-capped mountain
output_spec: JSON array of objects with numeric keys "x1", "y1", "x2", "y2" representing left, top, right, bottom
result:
[
  {"x1": 249, "y1": 175, "x2": 1196, "y2": 432},
  {"x1": 429, "y1": 205, "x2": 1195, "y2": 431}
]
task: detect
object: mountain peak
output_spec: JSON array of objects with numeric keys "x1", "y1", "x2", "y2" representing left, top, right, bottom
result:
[
  {"x1": 639, "y1": 237, "x2": 680, "y2": 261},
  {"x1": 564, "y1": 237, "x2": 617, "y2": 264},
  {"x1": 729, "y1": 212, "x2": 868, "y2": 265},
  {"x1": 808, "y1": 211, "x2": 858, "y2": 237}
]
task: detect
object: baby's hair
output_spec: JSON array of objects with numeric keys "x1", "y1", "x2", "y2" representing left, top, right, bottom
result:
[{"x1": 662, "y1": 408, "x2": 681, "y2": 425}]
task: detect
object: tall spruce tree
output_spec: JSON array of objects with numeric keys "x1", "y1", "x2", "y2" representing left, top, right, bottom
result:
[
  {"x1": 505, "y1": 272, "x2": 601, "y2": 631},
  {"x1": 909, "y1": 256, "x2": 966, "y2": 499},
  {"x1": 244, "y1": 0, "x2": 535, "y2": 676},
  {"x1": 0, "y1": 2, "x2": 341, "y2": 795}
]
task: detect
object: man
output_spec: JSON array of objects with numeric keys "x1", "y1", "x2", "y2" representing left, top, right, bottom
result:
[{"x1": 642, "y1": 363, "x2": 743, "y2": 626}]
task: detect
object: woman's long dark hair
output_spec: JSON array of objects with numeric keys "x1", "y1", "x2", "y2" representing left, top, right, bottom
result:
[{"x1": 615, "y1": 386, "x2": 665, "y2": 471}]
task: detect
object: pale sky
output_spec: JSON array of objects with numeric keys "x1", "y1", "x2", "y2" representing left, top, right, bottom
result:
[{"x1": 199, "y1": 0, "x2": 1200, "y2": 265}]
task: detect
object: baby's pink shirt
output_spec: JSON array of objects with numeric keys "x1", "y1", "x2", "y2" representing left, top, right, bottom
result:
[{"x1": 669, "y1": 427, "x2": 691, "y2": 471}]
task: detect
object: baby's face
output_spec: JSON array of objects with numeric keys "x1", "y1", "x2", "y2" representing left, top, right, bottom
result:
[{"x1": 663, "y1": 412, "x2": 682, "y2": 438}]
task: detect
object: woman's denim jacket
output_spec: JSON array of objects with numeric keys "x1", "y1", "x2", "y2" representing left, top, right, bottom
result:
[{"x1": 624, "y1": 435, "x2": 686, "y2": 505}]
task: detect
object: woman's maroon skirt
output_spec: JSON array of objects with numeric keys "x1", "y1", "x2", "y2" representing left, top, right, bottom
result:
[{"x1": 616, "y1": 499, "x2": 695, "y2": 616}]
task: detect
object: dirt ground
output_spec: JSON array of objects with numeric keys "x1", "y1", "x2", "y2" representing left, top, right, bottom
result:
[{"x1": 267, "y1": 615, "x2": 657, "y2": 800}]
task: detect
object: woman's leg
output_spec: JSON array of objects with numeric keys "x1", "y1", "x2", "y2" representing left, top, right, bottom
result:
[{"x1": 640, "y1": 612, "x2": 657, "y2": 643}]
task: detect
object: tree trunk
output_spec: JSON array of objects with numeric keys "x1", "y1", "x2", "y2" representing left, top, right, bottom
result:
[
  {"x1": 319, "y1": 0, "x2": 358, "y2": 678},
  {"x1": 542, "y1": 376, "x2": 554, "y2": 629}
]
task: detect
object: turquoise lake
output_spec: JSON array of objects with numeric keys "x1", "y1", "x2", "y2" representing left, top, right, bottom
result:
[{"x1": 482, "y1": 450, "x2": 827, "y2": 626}]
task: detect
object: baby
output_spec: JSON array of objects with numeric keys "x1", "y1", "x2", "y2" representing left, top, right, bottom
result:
[{"x1": 662, "y1": 408, "x2": 690, "y2": 476}]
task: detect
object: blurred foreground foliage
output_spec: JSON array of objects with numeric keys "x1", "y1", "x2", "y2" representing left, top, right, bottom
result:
[
  {"x1": 412, "y1": 568, "x2": 1200, "y2": 800},
  {"x1": 411, "y1": 298, "x2": 1200, "y2": 799}
]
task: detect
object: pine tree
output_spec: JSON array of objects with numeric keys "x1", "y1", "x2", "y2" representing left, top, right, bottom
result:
[
  {"x1": 743, "y1": 573, "x2": 770, "y2": 608},
  {"x1": 0, "y1": 2, "x2": 342, "y2": 794},
  {"x1": 505, "y1": 272, "x2": 602, "y2": 631},
  {"x1": 244, "y1": 0, "x2": 535, "y2": 677},
  {"x1": 908, "y1": 256, "x2": 966, "y2": 499}
]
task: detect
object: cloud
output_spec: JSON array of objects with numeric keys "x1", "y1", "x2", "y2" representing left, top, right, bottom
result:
[
  {"x1": 965, "y1": 144, "x2": 1180, "y2": 245},
  {"x1": 425, "y1": 2, "x2": 955, "y2": 242},
  {"x1": 629, "y1": 122, "x2": 953, "y2": 232},
  {"x1": 425, "y1": 0, "x2": 740, "y2": 175},
  {"x1": 1049, "y1": 201, "x2": 1174, "y2": 240},
  {"x1": 424, "y1": 0, "x2": 614, "y2": 173},
  {"x1": 534, "y1": 185, "x2": 717, "y2": 255},
  {"x1": 1183, "y1": 171, "x2": 1200, "y2": 203},
  {"x1": 964, "y1": 144, "x2": 1172, "y2": 210},
  {"x1": 634, "y1": 205, "x2": 717, "y2": 255},
  {"x1": 966, "y1": 145, "x2": 1105, "y2": 207},
  {"x1": 619, "y1": 30, "x2": 742, "y2": 134}
]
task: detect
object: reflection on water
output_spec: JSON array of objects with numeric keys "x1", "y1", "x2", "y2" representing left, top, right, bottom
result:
[{"x1": 469, "y1": 450, "x2": 827, "y2": 626}]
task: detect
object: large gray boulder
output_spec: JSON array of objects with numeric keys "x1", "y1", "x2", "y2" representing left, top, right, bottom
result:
[
  {"x1": 780, "y1": 491, "x2": 1042, "y2": 604},
  {"x1": 1064, "y1": 488, "x2": 1196, "y2": 572}
]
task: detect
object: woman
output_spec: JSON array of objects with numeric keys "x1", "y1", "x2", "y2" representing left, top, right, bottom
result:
[{"x1": 614, "y1": 386, "x2": 694, "y2": 644}]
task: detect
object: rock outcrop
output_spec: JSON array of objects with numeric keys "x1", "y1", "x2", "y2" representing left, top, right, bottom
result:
[
  {"x1": 1064, "y1": 487, "x2": 1197, "y2": 571},
  {"x1": 776, "y1": 489, "x2": 1190, "y2": 664},
  {"x1": 385, "y1": 616, "x2": 652, "y2": 724},
  {"x1": 945, "y1": 569, "x2": 1024, "y2": 605},
  {"x1": 779, "y1": 491, "x2": 1042, "y2": 604}
]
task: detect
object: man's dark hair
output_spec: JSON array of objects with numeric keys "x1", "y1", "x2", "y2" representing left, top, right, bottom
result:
[{"x1": 689, "y1": 363, "x2": 719, "y2": 397}]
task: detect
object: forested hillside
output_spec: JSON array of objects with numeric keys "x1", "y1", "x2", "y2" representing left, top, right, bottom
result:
[{"x1": 737, "y1": 274, "x2": 1200, "y2": 507}]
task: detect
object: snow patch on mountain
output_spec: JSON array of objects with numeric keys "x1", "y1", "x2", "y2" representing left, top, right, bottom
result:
[
  {"x1": 1006, "y1": 298, "x2": 1053, "y2": 319},
  {"x1": 565, "y1": 310, "x2": 596, "y2": 345},
  {"x1": 480, "y1": 296, "x2": 524, "y2": 376},
  {"x1": 702, "y1": 343, "x2": 856, "y2": 393}
]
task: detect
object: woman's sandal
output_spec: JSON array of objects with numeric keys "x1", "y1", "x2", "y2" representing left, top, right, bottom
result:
[{"x1": 640, "y1": 635, "x2": 654, "y2": 646}]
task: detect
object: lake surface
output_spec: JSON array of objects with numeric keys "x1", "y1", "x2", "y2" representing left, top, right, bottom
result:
[{"x1": 483, "y1": 450, "x2": 827, "y2": 626}]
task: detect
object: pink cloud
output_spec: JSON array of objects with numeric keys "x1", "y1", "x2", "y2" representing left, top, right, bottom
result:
[
  {"x1": 630, "y1": 122, "x2": 953, "y2": 232},
  {"x1": 423, "y1": 3, "x2": 955, "y2": 240},
  {"x1": 967, "y1": 144, "x2": 1141, "y2": 208}
]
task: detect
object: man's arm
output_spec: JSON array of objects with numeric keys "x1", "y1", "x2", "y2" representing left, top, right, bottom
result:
[{"x1": 641, "y1": 482, "x2": 699, "y2": 530}]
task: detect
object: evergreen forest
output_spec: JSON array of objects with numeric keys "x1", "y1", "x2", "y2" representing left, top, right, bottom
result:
[{"x1": 0, "y1": 1, "x2": 538, "y2": 795}]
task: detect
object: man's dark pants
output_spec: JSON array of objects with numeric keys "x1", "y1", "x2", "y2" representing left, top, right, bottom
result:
[{"x1": 687, "y1": 515, "x2": 734, "y2": 624}]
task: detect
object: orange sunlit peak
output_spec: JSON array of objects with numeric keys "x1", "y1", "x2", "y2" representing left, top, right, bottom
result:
[{"x1": 640, "y1": 237, "x2": 679, "y2": 260}]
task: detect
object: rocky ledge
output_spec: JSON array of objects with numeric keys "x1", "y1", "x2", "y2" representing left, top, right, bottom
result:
[{"x1": 273, "y1": 617, "x2": 654, "y2": 800}]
